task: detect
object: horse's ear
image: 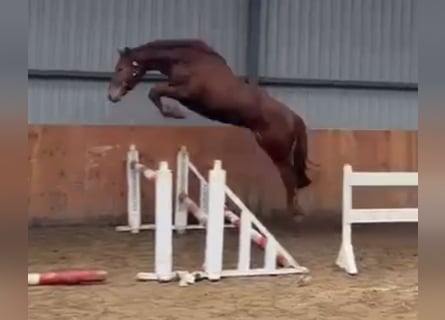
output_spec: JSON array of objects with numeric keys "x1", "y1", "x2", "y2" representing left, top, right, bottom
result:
[{"x1": 118, "y1": 47, "x2": 131, "y2": 56}]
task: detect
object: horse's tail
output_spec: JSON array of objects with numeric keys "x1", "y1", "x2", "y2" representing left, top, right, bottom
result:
[{"x1": 292, "y1": 119, "x2": 315, "y2": 189}]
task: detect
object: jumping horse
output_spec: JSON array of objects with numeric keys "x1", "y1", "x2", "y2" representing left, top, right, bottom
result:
[{"x1": 107, "y1": 39, "x2": 312, "y2": 221}]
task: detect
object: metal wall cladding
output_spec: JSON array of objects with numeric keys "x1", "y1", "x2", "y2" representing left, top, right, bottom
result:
[
  {"x1": 28, "y1": 0, "x2": 418, "y2": 128},
  {"x1": 265, "y1": 86, "x2": 418, "y2": 130},
  {"x1": 258, "y1": 0, "x2": 418, "y2": 83},
  {"x1": 28, "y1": 0, "x2": 248, "y2": 73},
  {"x1": 29, "y1": 79, "x2": 417, "y2": 129},
  {"x1": 28, "y1": 79, "x2": 225, "y2": 126}
]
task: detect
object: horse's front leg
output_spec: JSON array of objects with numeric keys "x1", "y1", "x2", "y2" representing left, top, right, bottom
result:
[{"x1": 148, "y1": 83, "x2": 186, "y2": 119}]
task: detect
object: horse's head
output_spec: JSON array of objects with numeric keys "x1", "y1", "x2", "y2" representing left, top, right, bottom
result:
[{"x1": 107, "y1": 47, "x2": 145, "y2": 103}]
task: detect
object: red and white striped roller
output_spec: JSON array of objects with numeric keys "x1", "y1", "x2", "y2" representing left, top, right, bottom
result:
[{"x1": 28, "y1": 270, "x2": 108, "y2": 286}]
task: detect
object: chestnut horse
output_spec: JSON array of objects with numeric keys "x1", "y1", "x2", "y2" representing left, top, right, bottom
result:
[{"x1": 107, "y1": 39, "x2": 312, "y2": 221}]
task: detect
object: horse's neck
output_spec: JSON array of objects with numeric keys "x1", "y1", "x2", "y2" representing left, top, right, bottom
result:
[
  {"x1": 133, "y1": 48, "x2": 179, "y2": 74},
  {"x1": 153, "y1": 61, "x2": 172, "y2": 77}
]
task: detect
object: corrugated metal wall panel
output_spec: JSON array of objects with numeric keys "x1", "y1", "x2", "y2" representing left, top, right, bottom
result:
[
  {"x1": 28, "y1": 79, "x2": 417, "y2": 129},
  {"x1": 259, "y1": 0, "x2": 418, "y2": 82},
  {"x1": 28, "y1": 79, "x2": 221, "y2": 126},
  {"x1": 28, "y1": 0, "x2": 417, "y2": 128},
  {"x1": 28, "y1": 0, "x2": 248, "y2": 73},
  {"x1": 265, "y1": 86, "x2": 418, "y2": 129}
]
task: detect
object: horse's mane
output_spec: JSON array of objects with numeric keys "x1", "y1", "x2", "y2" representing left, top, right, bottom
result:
[{"x1": 129, "y1": 39, "x2": 227, "y2": 64}]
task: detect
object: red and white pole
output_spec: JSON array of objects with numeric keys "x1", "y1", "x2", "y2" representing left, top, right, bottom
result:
[
  {"x1": 179, "y1": 193, "x2": 292, "y2": 268},
  {"x1": 223, "y1": 209, "x2": 291, "y2": 268},
  {"x1": 28, "y1": 270, "x2": 108, "y2": 286}
]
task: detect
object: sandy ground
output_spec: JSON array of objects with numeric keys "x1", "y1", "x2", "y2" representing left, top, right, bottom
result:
[{"x1": 28, "y1": 222, "x2": 417, "y2": 320}]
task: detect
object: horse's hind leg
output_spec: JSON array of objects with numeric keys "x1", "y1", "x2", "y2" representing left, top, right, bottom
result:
[
  {"x1": 253, "y1": 130, "x2": 306, "y2": 222},
  {"x1": 276, "y1": 161, "x2": 306, "y2": 222}
]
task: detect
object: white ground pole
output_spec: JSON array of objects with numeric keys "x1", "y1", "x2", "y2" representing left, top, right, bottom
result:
[{"x1": 336, "y1": 164, "x2": 418, "y2": 275}]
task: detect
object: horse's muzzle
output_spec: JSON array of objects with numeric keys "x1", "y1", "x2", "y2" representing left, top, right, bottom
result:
[{"x1": 108, "y1": 94, "x2": 121, "y2": 103}]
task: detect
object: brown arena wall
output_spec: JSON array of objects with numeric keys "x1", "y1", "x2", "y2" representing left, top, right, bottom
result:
[{"x1": 28, "y1": 125, "x2": 418, "y2": 227}]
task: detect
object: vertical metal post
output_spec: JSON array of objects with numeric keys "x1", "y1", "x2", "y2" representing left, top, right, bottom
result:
[{"x1": 246, "y1": 0, "x2": 262, "y2": 85}]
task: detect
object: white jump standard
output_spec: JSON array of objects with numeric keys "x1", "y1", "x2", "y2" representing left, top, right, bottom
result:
[
  {"x1": 125, "y1": 145, "x2": 309, "y2": 285},
  {"x1": 175, "y1": 146, "x2": 308, "y2": 277},
  {"x1": 336, "y1": 164, "x2": 418, "y2": 275},
  {"x1": 116, "y1": 144, "x2": 234, "y2": 233},
  {"x1": 172, "y1": 146, "x2": 303, "y2": 270}
]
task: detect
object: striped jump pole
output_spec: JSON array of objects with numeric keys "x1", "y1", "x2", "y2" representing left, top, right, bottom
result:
[
  {"x1": 179, "y1": 194, "x2": 294, "y2": 269},
  {"x1": 28, "y1": 270, "x2": 107, "y2": 286},
  {"x1": 223, "y1": 209, "x2": 293, "y2": 268}
]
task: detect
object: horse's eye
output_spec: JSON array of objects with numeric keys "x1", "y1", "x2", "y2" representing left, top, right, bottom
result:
[{"x1": 117, "y1": 67, "x2": 123, "y2": 72}]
